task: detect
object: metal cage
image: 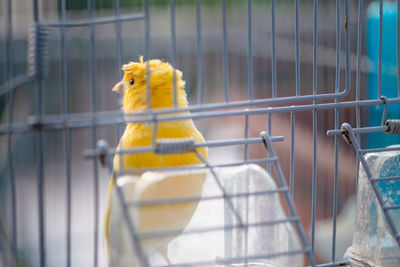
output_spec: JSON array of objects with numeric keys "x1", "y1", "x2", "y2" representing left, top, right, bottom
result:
[{"x1": 1, "y1": 0, "x2": 400, "y2": 266}]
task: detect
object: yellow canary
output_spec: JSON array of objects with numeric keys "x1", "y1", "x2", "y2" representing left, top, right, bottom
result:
[{"x1": 104, "y1": 57, "x2": 208, "y2": 264}]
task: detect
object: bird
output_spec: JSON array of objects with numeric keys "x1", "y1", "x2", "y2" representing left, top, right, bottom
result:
[{"x1": 104, "y1": 56, "x2": 208, "y2": 265}]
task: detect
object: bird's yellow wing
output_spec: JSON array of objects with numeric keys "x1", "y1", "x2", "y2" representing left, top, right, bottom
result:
[{"x1": 108, "y1": 170, "x2": 207, "y2": 265}]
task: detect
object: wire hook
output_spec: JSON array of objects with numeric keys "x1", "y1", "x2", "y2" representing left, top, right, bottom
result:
[
  {"x1": 379, "y1": 96, "x2": 388, "y2": 126},
  {"x1": 340, "y1": 123, "x2": 353, "y2": 147},
  {"x1": 97, "y1": 139, "x2": 112, "y2": 169}
]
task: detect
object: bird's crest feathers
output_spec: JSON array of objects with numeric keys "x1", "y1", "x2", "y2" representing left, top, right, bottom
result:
[{"x1": 120, "y1": 57, "x2": 188, "y2": 111}]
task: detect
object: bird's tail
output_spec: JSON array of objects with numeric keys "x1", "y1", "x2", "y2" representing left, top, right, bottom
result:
[
  {"x1": 0, "y1": 215, "x2": 17, "y2": 267},
  {"x1": 103, "y1": 175, "x2": 114, "y2": 258}
]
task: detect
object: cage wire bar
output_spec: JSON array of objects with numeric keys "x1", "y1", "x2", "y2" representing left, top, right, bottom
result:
[
  {"x1": 89, "y1": 132, "x2": 313, "y2": 267},
  {"x1": 1, "y1": 0, "x2": 400, "y2": 267}
]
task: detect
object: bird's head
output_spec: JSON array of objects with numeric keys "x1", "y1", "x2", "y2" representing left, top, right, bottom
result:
[{"x1": 112, "y1": 56, "x2": 188, "y2": 113}]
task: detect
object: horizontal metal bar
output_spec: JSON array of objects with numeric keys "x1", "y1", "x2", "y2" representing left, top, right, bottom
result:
[
  {"x1": 85, "y1": 137, "x2": 284, "y2": 158},
  {"x1": 41, "y1": 13, "x2": 145, "y2": 27},
  {"x1": 2, "y1": 97, "x2": 400, "y2": 135},
  {"x1": 82, "y1": 89, "x2": 350, "y2": 117},
  {"x1": 383, "y1": 204, "x2": 400, "y2": 211},
  {"x1": 112, "y1": 157, "x2": 278, "y2": 175},
  {"x1": 371, "y1": 176, "x2": 400, "y2": 182},
  {"x1": 137, "y1": 217, "x2": 300, "y2": 240},
  {"x1": 197, "y1": 136, "x2": 284, "y2": 146},
  {"x1": 312, "y1": 260, "x2": 350, "y2": 267},
  {"x1": 125, "y1": 97, "x2": 400, "y2": 119},
  {"x1": 327, "y1": 126, "x2": 388, "y2": 136},
  {"x1": 360, "y1": 146, "x2": 400, "y2": 154},
  {"x1": 127, "y1": 188, "x2": 288, "y2": 207},
  {"x1": 165, "y1": 248, "x2": 310, "y2": 267},
  {"x1": 0, "y1": 74, "x2": 33, "y2": 96},
  {"x1": 2, "y1": 84, "x2": 382, "y2": 133},
  {"x1": 216, "y1": 249, "x2": 309, "y2": 266},
  {"x1": 162, "y1": 86, "x2": 350, "y2": 113},
  {"x1": 0, "y1": 123, "x2": 30, "y2": 134}
]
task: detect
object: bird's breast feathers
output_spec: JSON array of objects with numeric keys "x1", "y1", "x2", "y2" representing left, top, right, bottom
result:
[{"x1": 113, "y1": 120, "x2": 207, "y2": 172}]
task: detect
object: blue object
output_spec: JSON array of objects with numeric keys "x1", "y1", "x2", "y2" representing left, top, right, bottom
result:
[
  {"x1": 366, "y1": 1, "x2": 400, "y2": 148},
  {"x1": 378, "y1": 152, "x2": 400, "y2": 232},
  {"x1": 368, "y1": 151, "x2": 400, "y2": 243}
]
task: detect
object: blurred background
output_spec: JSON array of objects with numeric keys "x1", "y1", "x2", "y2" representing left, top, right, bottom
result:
[{"x1": 0, "y1": 0, "x2": 400, "y2": 266}]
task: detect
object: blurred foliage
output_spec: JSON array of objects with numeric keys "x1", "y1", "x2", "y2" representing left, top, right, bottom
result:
[
  {"x1": 64, "y1": 0, "x2": 264, "y2": 11},
  {"x1": 64, "y1": 0, "x2": 329, "y2": 11},
  {"x1": 0, "y1": 95, "x2": 6, "y2": 122},
  {"x1": 66, "y1": 0, "x2": 142, "y2": 10}
]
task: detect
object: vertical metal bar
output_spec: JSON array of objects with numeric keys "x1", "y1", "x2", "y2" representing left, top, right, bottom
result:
[
  {"x1": 244, "y1": 188, "x2": 249, "y2": 265},
  {"x1": 223, "y1": 178, "x2": 233, "y2": 260},
  {"x1": 222, "y1": 0, "x2": 229, "y2": 102},
  {"x1": 267, "y1": 113, "x2": 272, "y2": 173},
  {"x1": 294, "y1": 0, "x2": 300, "y2": 96},
  {"x1": 345, "y1": 0, "x2": 351, "y2": 93},
  {"x1": 33, "y1": 1, "x2": 46, "y2": 266},
  {"x1": 313, "y1": 0, "x2": 318, "y2": 97},
  {"x1": 356, "y1": 0, "x2": 363, "y2": 129},
  {"x1": 6, "y1": 0, "x2": 17, "y2": 259},
  {"x1": 242, "y1": 112, "x2": 251, "y2": 264},
  {"x1": 58, "y1": 0, "x2": 71, "y2": 266},
  {"x1": 398, "y1": 0, "x2": 400, "y2": 97},
  {"x1": 355, "y1": 0, "x2": 363, "y2": 192},
  {"x1": 115, "y1": 0, "x2": 124, "y2": 171},
  {"x1": 170, "y1": 0, "x2": 178, "y2": 108},
  {"x1": 311, "y1": 111, "x2": 317, "y2": 263},
  {"x1": 144, "y1": 0, "x2": 151, "y2": 111},
  {"x1": 331, "y1": 133, "x2": 339, "y2": 262},
  {"x1": 33, "y1": 0, "x2": 39, "y2": 22},
  {"x1": 244, "y1": 114, "x2": 249, "y2": 161},
  {"x1": 144, "y1": 0, "x2": 150, "y2": 61},
  {"x1": 289, "y1": 112, "x2": 295, "y2": 202},
  {"x1": 331, "y1": 0, "x2": 341, "y2": 261},
  {"x1": 378, "y1": 0, "x2": 383, "y2": 99},
  {"x1": 196, "y1": 0, "x2": 203, "y2": 105},
  {"x1": 271, "y1": 0, "x2": 277, "y2": 98},
  {"x1": 65, "y1": 118, "x2": 72, "y2": 267},
  {"x1": 36, "y1": 121, "x2": 45, "y2": 267},
  {"x1": 310, "y1": 0, "x2": 318, "y2": 260},
  {"x1": 244, "y1": 114, "x2": 249, "y2": 265},
  {"x1": 247, "y1": 0, "x2": 253, "y2": 100},
  {"x1": 332, "y1": 83, "x2": 339, "y2": 262},
  {"x1": 115, "y1": 0, "x2": 122, "y2": 72},
  {"x1": 335, "y1": 0, "x2": 341, "y2": 95},
  {"x1": 88, "y1": 0, "x2": 99, "y2": 266},
  {"x1": 221, "y1": 0, "x2": 231, "y2": 244}
]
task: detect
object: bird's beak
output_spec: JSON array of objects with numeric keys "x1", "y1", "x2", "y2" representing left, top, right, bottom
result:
[{"x1": 112, "y1": 81, "x2": 126, "y2": 95}]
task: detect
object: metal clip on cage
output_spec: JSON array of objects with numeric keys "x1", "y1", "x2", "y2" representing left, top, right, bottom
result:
[
  {"x1": 27, "y1": 23, "x2": 49, "y2": 79},
  {"x1": 0, "y1": 23, "x2": 48, "y2": 97}
]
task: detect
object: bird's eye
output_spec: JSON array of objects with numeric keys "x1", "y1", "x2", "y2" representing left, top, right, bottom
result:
[{"x1": 130, "y1": 78, "x2": 135, "y2": 86}]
